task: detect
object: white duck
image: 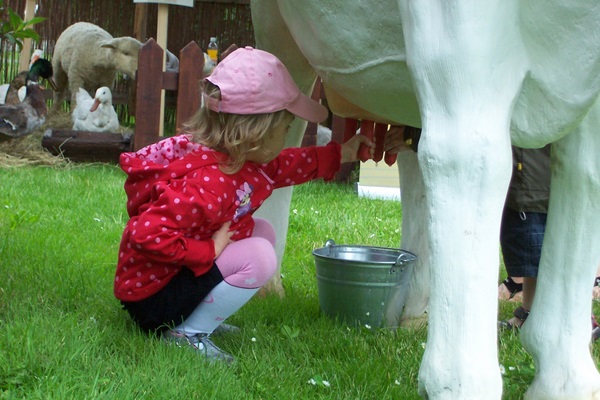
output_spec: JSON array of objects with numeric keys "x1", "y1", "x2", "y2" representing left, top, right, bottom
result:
[{"x1": 72, "y1": 87, "x2": 119, "y2": 132}]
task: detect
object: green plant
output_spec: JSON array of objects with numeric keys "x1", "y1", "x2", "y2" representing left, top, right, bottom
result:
[{"x1": 0, "y1": 0, "x2": 46, "y2": 50}]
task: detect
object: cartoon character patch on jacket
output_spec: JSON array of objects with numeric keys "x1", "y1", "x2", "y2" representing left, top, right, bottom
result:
[{"x1": 233, "y1": 182, "x2": 254, "y2": 219}]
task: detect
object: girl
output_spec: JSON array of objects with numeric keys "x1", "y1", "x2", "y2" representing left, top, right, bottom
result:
[{"x1": 114, "y1": 46, "x2": 373, "y2": 363}]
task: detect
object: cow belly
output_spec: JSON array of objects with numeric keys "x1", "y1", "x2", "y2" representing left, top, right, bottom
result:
[{"x1": 277, "y1": 0, "x2": 421, "y2": 127}]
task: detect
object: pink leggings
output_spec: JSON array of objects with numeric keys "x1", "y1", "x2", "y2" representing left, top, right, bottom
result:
[{"x1": 215, "y1": 218, "x2": 277, "y2": 289}]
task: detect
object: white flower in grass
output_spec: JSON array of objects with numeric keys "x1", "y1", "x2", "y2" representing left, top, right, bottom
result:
[
  {"x1": 394, "y1": 379, "x2": 401, "y2": 385},
  {"x1": 94, "y1": 217, "x2": 101, "y2": 222},
  {"x1": 251, "y1": 337, "x2": 257, "y2": 342},
  {"x1": 369, "y1": 233, "x2": 375, "y2": 238},
  {"x1": 421, "y1": 342, "x2": 426, "y2": 349},
  {"x1": 499, "y1": 364, "x2": 506, "y2": 375},
  {"x1": 293, "y1": 209, "x2": 298, "y2": 215},
  {"x1": 308, "y1": 375, "x2": 330, "y2": 388},
  {"x1": 364, "y1": 324, "x2": 372, "y2": 330}
]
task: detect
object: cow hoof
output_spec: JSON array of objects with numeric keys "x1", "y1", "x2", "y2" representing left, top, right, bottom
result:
[
  {"x1": 257, "y1": 280, "x2": 286, "y2": 298},
  {"x1": 400, "y1": 314, "x2": 428, "y2": 329}
]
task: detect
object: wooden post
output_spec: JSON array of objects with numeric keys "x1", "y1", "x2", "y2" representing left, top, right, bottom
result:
[
  {"x1": 19, "y1": 0, "x2": 36, "y2": 71},
  {"x1": 156, "y1": 4, "x2": 169, "y2": 136},
  {"x1": 176, "y1": 42, "x2": 204, "y2": 131},
  {"x1": 134, "y1": 39, "x2": 164, "y2": 150},
  {"x1": 133, "y1": 3, "x2": 149, "y2": 41}
]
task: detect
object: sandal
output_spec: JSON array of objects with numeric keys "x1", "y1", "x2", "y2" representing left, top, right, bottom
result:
[
  {"x1": 592, "y1": 314, "x2": 600, "y2": 342},
  {"x1": 498, "y1": 306, "x2": 529, "y2": 331},
  {"x1": 593, "y1": 277, "x2": 600, "y2": 300},
  {"x1": 498, "y1": 277, "x2": 523, "y2": 301}
]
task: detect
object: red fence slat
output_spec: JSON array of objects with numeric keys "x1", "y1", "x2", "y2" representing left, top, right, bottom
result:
[
  {"x1": 134, "y1": 39, "x2": 165, "y2": 150},
  {"x1": 176, "y1": 41, "x2": 204, "y2": 132}
]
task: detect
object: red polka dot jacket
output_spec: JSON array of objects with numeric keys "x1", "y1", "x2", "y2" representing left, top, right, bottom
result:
[{"x1": 115, "y1": 134, "x2": 342, "y2": 301}]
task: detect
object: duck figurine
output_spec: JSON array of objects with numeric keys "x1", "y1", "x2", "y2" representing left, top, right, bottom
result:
[
  {"x1": 0, "y1": 73, "x2": 48, "y2": 141},
  {"x1": 0, "y1": 50, "x2": 43, "y2": 104},
  {"x1": 72, "y1": 87, "x2": 119, "y2": 132},
  {"x1": 0, "y1": 52, "x2": 57, "y2": 105}
]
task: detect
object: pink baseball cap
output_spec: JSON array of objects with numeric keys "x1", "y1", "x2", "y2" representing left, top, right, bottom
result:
[{"x1": 204, "y1": 46, "x2": 328, "y2": 123}]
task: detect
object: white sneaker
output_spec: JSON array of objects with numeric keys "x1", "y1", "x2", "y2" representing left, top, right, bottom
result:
[{"x1": 163, "y1": 330, "x2": 234, "y2": 364}]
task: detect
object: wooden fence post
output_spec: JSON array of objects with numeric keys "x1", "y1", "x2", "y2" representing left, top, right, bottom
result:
[
  {"x1": 134, "y1": 39, "x2": 164, "y2": 150},
  {"x1": 176, "y1": 41, "x2": 204, "y2": 131}
]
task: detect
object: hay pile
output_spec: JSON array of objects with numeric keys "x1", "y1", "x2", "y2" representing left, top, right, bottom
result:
[
  {"x1": 0, "y1": 134, "x2": 64, "y2": 167},
  {"x1": 0, "y1": 111, "x2": 72, "y2": 168}
]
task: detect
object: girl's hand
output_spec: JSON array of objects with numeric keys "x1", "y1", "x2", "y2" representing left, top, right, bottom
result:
[
  {"x1": 212, "y1": 221, "x2": 234, "y2": 258},
  {"x1": 340, "y1": 134, "x2": 374, "y2": 163},
  {"x1": 384, "y1": 126, "x2": 410, "y2": 154}
]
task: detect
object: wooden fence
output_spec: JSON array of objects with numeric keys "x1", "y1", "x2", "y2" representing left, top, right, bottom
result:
[
  {"x1": 133, "y1": 39, "x2": 204, "y2": 150},
  {"x1": 1, "y1": 0, "x2": 255, "y2": 123},
  {"x1": 41, "y1": 38, "x2": 205, "y2": 161},
  {"x1": 41, "y1": 38, "x2": 355, "y2": 181}
]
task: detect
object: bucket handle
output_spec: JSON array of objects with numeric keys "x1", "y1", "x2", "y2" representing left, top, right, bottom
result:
[
  {"x1": 390, "y1": 252, "x2": 417, "y2": 274},
  {"x1": 324, "y1": 239, "x2": 336, "y2": 256}
]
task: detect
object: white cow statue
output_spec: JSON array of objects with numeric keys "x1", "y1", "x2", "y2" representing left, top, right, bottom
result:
[{"x1": 250, "y1": 1, "x2": 600, "y2": 399}]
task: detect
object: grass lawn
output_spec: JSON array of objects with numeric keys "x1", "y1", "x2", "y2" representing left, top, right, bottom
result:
[{"x1": 0, "y1": 164, "x2": 598, "y2": 399}]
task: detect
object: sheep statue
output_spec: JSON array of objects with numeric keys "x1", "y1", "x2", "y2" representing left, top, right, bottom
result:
[{"x1": 51, "y1": 22, "x2": 142, "y2": 111}]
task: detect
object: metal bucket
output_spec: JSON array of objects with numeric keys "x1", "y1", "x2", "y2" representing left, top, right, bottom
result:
[{"x1": 313, "y1": 239, "x2": 417, "y2": 328}]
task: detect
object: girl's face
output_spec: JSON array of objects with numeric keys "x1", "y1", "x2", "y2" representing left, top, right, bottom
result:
[{"x1": 246, "y1": 114, "x2": 294, "y2": 164}]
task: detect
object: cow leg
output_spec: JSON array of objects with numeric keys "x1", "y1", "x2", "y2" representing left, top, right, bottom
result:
[
  {"x1": 397, "y1": 150, "x2": 431, "y2": 326},
  {"x1": 414, "y1": 113, "x2": 510, "y2": 400},
  {"x1": 521, "y1": 101, "x2": 600, "y2": 400},
  {"x1": 398, "y1": 1, "x2": 526, "y2": 398},
  {"x1": 251, "y1": 0, "x2": 319, "y2": 297}
]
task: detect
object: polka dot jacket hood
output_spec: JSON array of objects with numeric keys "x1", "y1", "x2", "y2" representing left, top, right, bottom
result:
[{"x1": 115, "y1": 134, "x2": 342, "y2": 301}]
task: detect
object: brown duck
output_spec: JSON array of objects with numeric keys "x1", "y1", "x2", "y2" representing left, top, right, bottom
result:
[{"x1": 0, "y1": 72, "x2": 48, "y2": 141}]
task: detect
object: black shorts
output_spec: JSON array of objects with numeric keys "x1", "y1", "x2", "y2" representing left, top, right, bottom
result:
[
  {"x1": 500, "y1": 207, "x2": 546, "y2": 278},
  {"x1": 120, "y1": 263, "x2": 224, "y2": 333}
]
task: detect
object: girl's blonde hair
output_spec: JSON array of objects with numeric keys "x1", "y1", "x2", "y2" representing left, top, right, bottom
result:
[{"x1": 184, "y1": 82, "x2": 293, "y2": 174}]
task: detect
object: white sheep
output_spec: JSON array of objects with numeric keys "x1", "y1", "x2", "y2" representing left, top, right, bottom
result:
[{"x1": 51, "y1": 22, "x2": 142, "y2": 111}]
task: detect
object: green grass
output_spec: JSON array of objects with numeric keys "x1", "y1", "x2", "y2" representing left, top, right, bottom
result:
[{"x1": 0, "y1": 164, "x2": 598, "y2": 399}]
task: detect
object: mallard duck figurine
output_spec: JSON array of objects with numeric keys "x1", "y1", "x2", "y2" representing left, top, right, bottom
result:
[
  {"x1": 0, "y1": 56, "x2": 57, "y2": 105},
  {"x1": 0, "y1": 50, "x2": 43, "y2": 104},
  {"x1": 72, "y1": 87, "x2": 119, "y2": 132},
  {"x1": 0, "y1": 74, "x2": 48, "y2": 141}
]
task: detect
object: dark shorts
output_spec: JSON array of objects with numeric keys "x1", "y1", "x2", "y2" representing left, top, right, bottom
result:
[
  {"x1": 500, "y1": 207, "x2": 546, "y2": 278},
  {"x1": 120, "y1": 263, "x2": 224, "y2": 333}
]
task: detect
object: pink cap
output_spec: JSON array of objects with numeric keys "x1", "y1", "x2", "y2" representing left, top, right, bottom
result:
[{"x1": 204, "y1": 47, "x2": 328, "y2": 123}]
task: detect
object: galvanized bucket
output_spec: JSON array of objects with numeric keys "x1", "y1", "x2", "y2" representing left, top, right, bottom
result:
[{"x1": 313, "y1": 239, "x2": 417, "y2": 328}]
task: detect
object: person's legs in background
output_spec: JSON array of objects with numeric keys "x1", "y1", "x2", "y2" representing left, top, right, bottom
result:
[
  {"x1": 499, "y1": 208, "x2": 545, "y2": 329},
  {"x1": 498, "y1": 276, "x2": 523, "y2": 302}
]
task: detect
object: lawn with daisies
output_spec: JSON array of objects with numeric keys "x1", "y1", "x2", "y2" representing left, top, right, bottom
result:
[{"x1": 1, "y1": 164, "x2": 598, "y2": 399}]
